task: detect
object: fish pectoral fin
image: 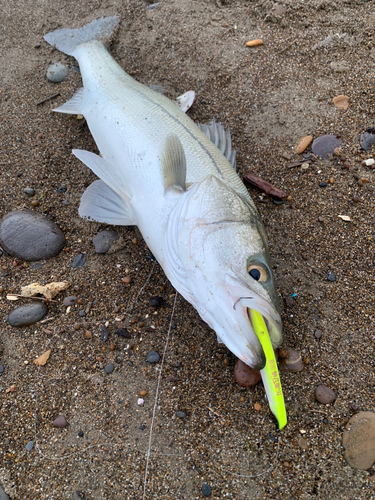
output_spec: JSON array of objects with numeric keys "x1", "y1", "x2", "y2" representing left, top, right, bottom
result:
[
  {"x1": 53, "y1": 88, "x2": 84, "y2": 115},
  {"x1": 161, "y1": 134, "x2": 186, "y2": 192},
  {"x1": 79, "y1": 180, "x2": 136, "y2": 225},
  {"x1": 72, "y1": 149, "x2": 131, "y2": 200},
  {"x1": 198, "y1": 120, "x2": 237, "y2": 171},
  {"x1": 175, "y1": 91, "x2": 195, "y2": 112}
]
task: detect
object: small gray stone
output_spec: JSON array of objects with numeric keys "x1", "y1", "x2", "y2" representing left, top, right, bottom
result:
[
  {"x1": 327, "y1": 273, "x2": 336, "y2": 282},
  {"x1": 314, "y1": 329, "x2": 323, "y2": 339},
  {"x1": 0, "y1": 365, "x2": 3, "y2": 375},
  {"x1": 176, "y1": 411, "x2": 186, "y2": 419},
  {"x1": 0, "y1": 210, "x2": 65, "y2": 261},
  {"x1": 72, "y1": 253, "x2": 86, "y2": 269},
  {"x1": 63, "y1": 296, "x2": 78, "y2": 307},
  {"x1": 0, "y1": 484, "x2": 10, "y2": 500},
  {"x1": 53, "y1": 415, "x2": 67, "y2": 428},
  {"x1": 146, "y1": 351, "x2": 160, "y2": 363},
  {"x1": 24, "y1": 187, "x2": 35, "y2": 196},
  {"x1": 92, "y1": 230, "x2": 119, "y2": 254},
  {"x1": 315, "y1": 385, "x2": 336, "y2": 404},
  {"x1": 104, "y1": 363, "x2": 114, "y2": 374},
  {"x1": 46, "y1": 62, "x2": 69, "y2": 83},
  {"x1": 8, "y1": 301, "x2": 48, "y2": 327},
  {"x1": 25, "y1": 440, "x2": 34, "y2": 451},
  {"x1": 201, "y1": 483, "x2": 212, "y2": 496},
  {"x1": 330, "y1": 61, "x2": 349, "y2": 73}
]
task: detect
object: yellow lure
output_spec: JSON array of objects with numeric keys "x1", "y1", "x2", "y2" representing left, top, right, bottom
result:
[{"x1": 250, "y1": 309, "x2": 287, "y2": 429}]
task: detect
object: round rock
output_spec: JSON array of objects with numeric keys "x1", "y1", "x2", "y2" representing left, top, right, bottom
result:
[
  {"x1": 63, "y1": 296, "x2": 78, "y2": 306},
  {"x1": 25, "y1": 440, "x2": 34, "y2": 451},
  {"x1": 104, "y1": 363, "x2": 114, "y2": 374},
  {"x1": 176, "y1": 411, "x2": 186, "y2": 419},
  {"x1": 92, "y1": 230, "x2": 119, "y2": 254},
  {"x1": 24, "y1": 188, "x2": 34, "y2": 196},
  {"x1": 311, "y1": 135, "x2": 343, "y2": 159},
  {"x1": 46, "y1": 62, "x2": 69, "y2": 83},
  {"x1": 53, "y1": 415, "x2": 67, "y2": 428},
  {"x1": 315, "y1": 385, "x2": 336, "y2": 404},
  {"x1": 327, "y1": 273, "x2": 336, "y2": 282},
  {"x1": 8, "y1": 301, "x2": 48, "y2": 327},
  {"x1": 234, "y1": 359, "x2": 261, "y2": 387},
  {"x1": 342, "y1": 412, "x2": 375, "y2": 470},
  {"x1": 0, "y1": 210, "x2": 65, "y2": 261},
  {"x1": 147, "y1": 351, "x2": 160, "y2": 363},
  {"x1": 201, "y1": 483, "x2": 212, "y2": 496}
]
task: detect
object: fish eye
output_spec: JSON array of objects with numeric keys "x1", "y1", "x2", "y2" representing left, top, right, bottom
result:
[{"x1": 247, "y1": 263, "x2": 268, "y2": 282}]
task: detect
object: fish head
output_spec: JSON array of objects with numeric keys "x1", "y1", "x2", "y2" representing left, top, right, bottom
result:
[{"x1": 176, "y1": 175, "x2": 282, "y2": 370}]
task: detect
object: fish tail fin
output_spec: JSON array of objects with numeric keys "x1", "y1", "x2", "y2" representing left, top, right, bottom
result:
[{"x1": 44, "y1": 16, "x2": 119, "y2": 56}]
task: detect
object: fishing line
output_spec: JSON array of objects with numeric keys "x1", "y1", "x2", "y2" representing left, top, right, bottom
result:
[{"x1": 142, "y1": 292, "x2": 178, "y2": 500}]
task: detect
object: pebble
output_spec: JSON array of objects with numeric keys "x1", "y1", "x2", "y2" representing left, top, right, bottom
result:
[
  {"x1": 319, "y1": 182, "x2": 327, "y2": 187},
  {"x1": 25, "y1": 440, "x2": 34, "y2": 451},
  {"x1": 298, "y1": 436, "x2": 309, "y2": 450},
  {"x1": 330, "y1": 61, "x2": 349, "y2": 73},
  {"x1": 279, "y1": 349, "x2": 304, "y2": 372},
  {"x1": 73, "y1": 492, "x2": 86, "y2": 500},
  {"x1": 24, "y1": 187, "x2": 34, "y2": 196},
  {"x1": 78, "y1": 310, "x2": 86, "y2": 317},
  {"x1": 360, "y1": 129, "x2": 375, "y2": 150},
  {"x1": 234, "y1": 359, "x2": 261, "y2": 387},
  {"x1": 46, "y1": 62, "x2": 69, "y2": 82},
  {"x1": 314, "y1": 329, "x2": 323, "y2": 339},
  {"x1": 295, "y1": 135, "x2": 313, "y2": 154},
  {"x1": 148, "y1": 296, "x2": 165, "y2": 308},
  {"x1": 104, "y1": 363, "x2": 114, "y2": 374},
  {"x1": 53, "y1": 416, "x2": 67, "y2": 428},
  {"x1": 176, "y1": 411, "x2": 186, "y2": 419},
  {"x1": 57, "y1": 185, "x2": 67, "y2": 193},
  {"x1": 0, "y1": 365, "x2": 3, "y2": 375},
  {"x1": 315, "y1": 385, "x2": 336, "y2": 404},
  {"x1": 114, "y1": 328, "x2": 131, "y2": 338},
  {"x1": 8, "y1": 301, "x2": 48, "y2": 327},
  {"x1": 0, "y1": 485, "x2": 10, "y2": 500},
  {"x1": 311, "y1": 135, "x2": 343, "y2": 159},
  {"x1": 327, "y1": 273, "x2": 336, "y2": 282},
  {"x1": 246, "y1": 39, "x2": 263, "y2": 47},
  {"x1": 92, "y1": 230, "x2": 119, "y2": 254},
  {"x1": 285, "y1": 296, "x2": 295, "y2": 308},
  {"x1": 333, "y1": 94, "x2": 349, "y2": 110},
  {"x1": 140, "y1": 390, "x2": 147, "y2": 396},
  {"x1": 100, "y1": 325, "x2": 110, "y2": 343},
  {"x1": 78, "y1": 431, "x2": 84, "y2": 437},
  {"x1": 201, "y1": 483, "x2": 212, "y2": 497},
  {"x1": 72, "y1": 253, "x2": 86, "y2": 269},
  {"x1": 63, "y1": 296, "x2": 78, "y2": 306},
  {"x1": 140, "y1": 425, "x2": 146, "y2": 431},
  {"x1": 147, "y1": 351, "x2": 160, "y2": 363},
  {"x1": 342, "y1": 412, "x2": 375, "y2": 470},
  {"x1": 0, "y1": 210, "x2": 65, "y2": 261}
]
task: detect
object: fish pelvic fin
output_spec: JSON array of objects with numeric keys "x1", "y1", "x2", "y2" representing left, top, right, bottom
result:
[
  {"x1": 79, "y1": 180, "x2": 136, "y2": 225},
  {"x1": 198, "y1": 120, "x2": 237, "y2": 171},
  {"x1": 161, "y1": 134, "x2": 186, "y2": 193},
  {"x1": 53, "y1": 88, "x2": 84, "y2": 115},
  {"x1": 44, "y1": 16, "x2": 119, "y2": 57}
]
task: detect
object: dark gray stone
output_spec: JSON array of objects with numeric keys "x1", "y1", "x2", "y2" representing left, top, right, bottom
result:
[
  {"x1": 92, "y1": 230, "x2": 119, "y2": 254},
  {"x1": 201, "y1": 483, "x2": 212, "y2": 496},
  {"x1": 100, "y1": 325, "x2": 109, "y2": 343},
  {"x1": 0, "y1": 210, "x2": 65, "y2": 261},
  {"x1": 24, "y1": 187, "x2": 34, "y2": 196},
  {"x1": 0, "y1": 365, "x2": 3, "y2": 375},
  {"x1": 63, "y1": 296, "x2": 78, "y2": 307},
  {"x1": 0, "y1": 484, "x2": 10, "y2": 500},
  {"x1": 72, "y1": 253, "x2": 86, "y2": 269},
  {"x1": 360, "y1": 129, "x2": 375, "y2": 150},
  {"x1": 25, "y1": 440, "x2": 34, "y2": 451},
  {"x1": 114, "y1": 328, "x2": 131, "y2": 338},
  {"x1": 46, "y1": 62, "x2": 69, "y2": 82},
  {"x1": 311, "y1": 135, "x2": 343, "y2": 159},
  {"x1": 176, "y1": 411, "x2": 186, "y2": 419},
  {"x1": 315, "y1": 385, "x2": 336, "y2": 404},
  {"x1": 105, "y1": 363, "x2": 114, "y2": 374},
  {"x1": 8, "y1": 302, "x2": 48, "y2": 327},
  {"x1": 147, "y1": 351, "x2": 160, "y2": 363},
  {"x1": 327, "y1": 273, "x2": 336, "y2": 282}
]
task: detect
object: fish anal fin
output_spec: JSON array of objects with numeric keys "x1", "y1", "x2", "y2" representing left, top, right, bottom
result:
[
  {"x1": 79, "y1": 180, "x2": 136, "y2": 225},
  {"x1": 161, "y1": 134, "x2": 186, "y2": 192},
  {"x1": 53, "y1": 88, "x2": 84, "y2": 115}
]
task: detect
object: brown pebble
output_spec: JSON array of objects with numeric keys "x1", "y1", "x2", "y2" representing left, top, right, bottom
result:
[
  {"x1": 246, "y1": 38, "x2": 263, "y2": 47},
  {"x1": 77, "y1": 299, "x2": 82, "y2": 304},
  {"x1": 315, "y1": 385, "x2": 336, "y2": 404},
  {"x1": 332, "y1": 94, "x2": 349, "y2": 110},
  {"x1": 352, "y1": 194, "x2": 359, "y2": 203},
  {"x1": 122, "y1": 276, "x2": 131, "y2": 284},
  {"x1": 131, "y1": 238, "x2": 138, "y2": 245},
  {"x1": 361, "y1": 178, "x2": 369, "y2": 183},
  {"x1": 74, "y1": 324, "x2": 81, "y2": 331},
  {"x1": 110, "y1": 343, "x2": 115, "y2": 351},
  {"x1": 278, "y1": 348, "x2": 288, "y2": 359},
  {"x1": 240, "y1": 396, "x2": 245, "y2": 402},
  {"x1": 31, "y1": 200, "x2": 39, "y2": 207},
  {"x1": 279, "y1": 349, "x2": 304, "y2": 372},
  {"x1": 254, "y1": 403, "x2": 261, "y2": 411},
  {"x1": 140, "y1": 390, "x2": 147, "y2": 396},
  {"x1": 53, "y1": 416, "x2": 67, "y2": 428},
  {"x1": 223, "y1": 358, "x2": 228, "y2": 366},
  {"x1": 314, "y1": 329, "x2": 322, "y2": 339},
  {"x1": 303, "y1": 357, "x2": 310, "y2": 365},
  {"x1": 298, "y1": 436, "x2": 309, "y2": 450},
  {"x1": 283, "y1": 461, "x2": 291, "y2": 468},
  {"x1": 295, "y1": 135, "x2": 313, "y2": 154},
  {"x1": 84, "y1": 330, "x2": 92, "y2": 339},
  {"x1": 287, "y1": 195, "x2": 292, "y2": 202},
  {"x1": 329, "y1": 177, "x2": 334, "y2": 184},
  {"x1": 234, "y1": 359, "x2": 261, "y2": 387}
]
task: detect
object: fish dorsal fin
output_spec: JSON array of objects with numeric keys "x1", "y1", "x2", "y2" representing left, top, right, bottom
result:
[
  {"x1": 53, "y1": 88, "x2": 84, "y2": 115},
  {"x1": 72, "y1": 149, "x2": 131, "y2": 200},
  {"x1": 198, "y1": 120, "x2": 237, "y2": 171},
  {"x1": 79, "y1": 180, "x2": 136, "y2": 225},
  {"x1": 161, "y1": 134, "x2": 186, "y2": 192}
]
